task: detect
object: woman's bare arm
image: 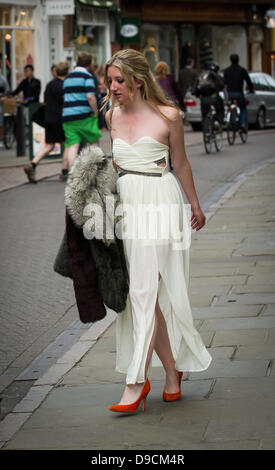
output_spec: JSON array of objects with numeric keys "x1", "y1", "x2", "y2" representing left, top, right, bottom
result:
[{"x1": 168, "y1": 108, "x2": 205, "y2": 231}]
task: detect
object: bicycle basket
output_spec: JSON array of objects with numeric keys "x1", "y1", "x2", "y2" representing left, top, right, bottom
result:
[{"x1": 2, "y1": 98, "x2": 17, "y2": 114}]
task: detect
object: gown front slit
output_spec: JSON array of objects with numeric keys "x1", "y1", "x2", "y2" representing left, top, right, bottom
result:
[{"x1": 112, "y1": 136, "x2": 212, "y2": 384}]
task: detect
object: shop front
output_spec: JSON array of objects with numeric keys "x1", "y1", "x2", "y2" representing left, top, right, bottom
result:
[
  {"x1": 120, "y1": 0, "x2": 273, "y2": 78},
  {"x1": 0, "y1": 2, "x2": 36, "y2": 90},
  {"x1": 69, "y1": 0, "x2": 120, "y2": 68}
]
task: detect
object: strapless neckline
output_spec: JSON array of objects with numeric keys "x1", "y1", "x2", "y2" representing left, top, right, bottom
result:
[{"x1": 113, "y1": 136, "x2": 169, "y2": 148}]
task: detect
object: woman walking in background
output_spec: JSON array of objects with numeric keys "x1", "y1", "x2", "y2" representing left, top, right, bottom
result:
[
  {"x1": 103, "y1": 49, "x2": 212, "y2": 413},
  {"x1": 155, "y1": 61, "x2": 185, "y2": 113}
]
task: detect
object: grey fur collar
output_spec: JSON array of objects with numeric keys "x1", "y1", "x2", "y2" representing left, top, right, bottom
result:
[{"x1": 64, "y1": 145, "x2": 119, "y2": 245}]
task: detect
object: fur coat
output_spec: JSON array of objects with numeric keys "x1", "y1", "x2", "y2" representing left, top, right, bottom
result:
[{"x1": 54, "y1": 145, "x2": 129, "y2": 323}]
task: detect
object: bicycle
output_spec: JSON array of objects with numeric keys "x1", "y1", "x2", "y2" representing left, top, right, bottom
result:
[
  {"x1": 202, "y1": 104, "x2": 223, "y2": 154},
  {"x1": 225, "y1": 99, "x2": 248, "y2": 145},
  {"x1": 2, "y1": 97, "x2": 17, "y2": 149}
]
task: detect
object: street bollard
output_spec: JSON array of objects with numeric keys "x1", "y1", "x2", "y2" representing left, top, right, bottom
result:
[{"x1": 15, "y1": 104, "x2": 26, "y2": 157}]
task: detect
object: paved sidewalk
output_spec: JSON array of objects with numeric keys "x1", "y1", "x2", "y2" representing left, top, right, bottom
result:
[
  {"x1": 0, "y1": 130, "x2": 110, "y2": 192},
  {"x1": 1, "y1": 157, "x2": 274, "y2": 450}
]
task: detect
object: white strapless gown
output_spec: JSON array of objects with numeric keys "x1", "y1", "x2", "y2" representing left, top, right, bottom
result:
[{"x1": 112, "y1": 136, "x2": 212, "y2": 384}]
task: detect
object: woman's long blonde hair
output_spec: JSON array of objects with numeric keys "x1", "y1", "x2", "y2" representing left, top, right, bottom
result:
[{"x1": 101, "y1": 49, "x2": 178, "y2": 126}]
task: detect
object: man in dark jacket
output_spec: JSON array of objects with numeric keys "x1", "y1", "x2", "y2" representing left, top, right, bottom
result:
[
  {"x1": 195, "y1": 63, "x2": 225, "y2": 131},
  {"x1": 224, "y1": 54, "x2": 254, "y2": 130},
  {"x1": 10, "y1": 64, "x2": 41, "y2": 106},
  {"x1": 178, "y1": 58, "x2": 198, "y2": 100}
]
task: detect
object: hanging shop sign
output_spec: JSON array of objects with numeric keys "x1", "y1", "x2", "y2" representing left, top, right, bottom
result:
[
  {"x1": 46, "y1": 0, "x2": 75, "y2": 16},
  {"x1": 119, "y1": 17, "x2": 141, "y2": 44}
]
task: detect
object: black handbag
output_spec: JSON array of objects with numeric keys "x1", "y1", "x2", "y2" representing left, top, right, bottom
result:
[{"x1": 32, "y1": 104, "x2": 45, "y2": 127}]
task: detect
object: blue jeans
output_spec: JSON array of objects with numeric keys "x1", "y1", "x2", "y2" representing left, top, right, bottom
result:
[{"x1": 228, "y1": 92, "x2": 247, "y2": 126}]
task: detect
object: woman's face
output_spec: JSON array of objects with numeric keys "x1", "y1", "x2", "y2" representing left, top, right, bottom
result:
[{"x1": 106, "y1": 65, "x2": 139, "y2": 104}]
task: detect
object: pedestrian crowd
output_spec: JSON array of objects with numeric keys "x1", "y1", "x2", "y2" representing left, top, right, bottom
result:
[
  {"x1": 0, "y1": 51, "x2": 253, "y2": 182},
  {"x1": 0, "y1": 52, "x2": 109, "y2": 183},
  {"x1": 155, "y1": 53, "x2": 254, "y2": 133}
]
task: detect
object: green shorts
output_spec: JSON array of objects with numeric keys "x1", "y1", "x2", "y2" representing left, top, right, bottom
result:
[{"x1": 62, "y1": 115, "x2": 102, "y2": 147}]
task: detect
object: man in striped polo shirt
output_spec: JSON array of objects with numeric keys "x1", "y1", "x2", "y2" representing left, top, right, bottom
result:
[{"x1": 62, "y1": 52, "x2": 102, "y2": 168}]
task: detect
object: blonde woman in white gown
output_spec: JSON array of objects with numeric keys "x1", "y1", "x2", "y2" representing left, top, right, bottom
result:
[{"x1": 102, "y1": 49, "x2": 212, "y2": 413}]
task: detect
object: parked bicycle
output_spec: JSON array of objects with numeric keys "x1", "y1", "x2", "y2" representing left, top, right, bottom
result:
[
  {"x1": 202, "y1": 104, "x2": 223, "y2": 154},
  {"x1": 225, "y1": 99, "x2": 248, "y2": 145},
  {"x1": 2, "y1": 97, "x2": 17, "y2": 149}
]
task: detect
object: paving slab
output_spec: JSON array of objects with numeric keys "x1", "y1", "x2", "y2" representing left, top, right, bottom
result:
[
  {"x1": 266, "y1": 328, "x2": 275, "y2": 344},
  {"x1": 247, "y1": 273, "x2": 275, "y2": 285},
  {"x1": 217, "y1": 291, "x2": 275, "y2": 305},
  {"x1": 190, "y1": 285, "x2": 230, "y2": 296},
  {"x1": 188, "y1": 359, "x2": 269, "y2": 380},
  {"x1": 189, "y1": 294, "x2": 215, "y2": 307},
  {"x1": 262, "y1": 305, "x2": 275, "y2": 316},
  {"x1": 233, "y1": 284, "x2": 275, "y2": 293},
  {"x1": 209, "y1": 377, "x2": 275, "y2": 400},
  {"x1": 234, "y1": 344, "x2": 275, "y2": 360},
  {"x1": 190, "y1": 275, "x2": 248, "y2": 286},
  {"x1": 203, "y1": 413, "x2": 275, "y2": 443},
  {"x1": 260, "y1": 438, "x2": 275, "y2": 450},
  {"x1": 200, "y1": 317, "x2": 275, "y2": 331},
  {"x1": 212, "y1": 329, "x2": 269, "y2": 347},
  {"x1": 192, "y1": 305, "x2": 262, "y2": 320}
]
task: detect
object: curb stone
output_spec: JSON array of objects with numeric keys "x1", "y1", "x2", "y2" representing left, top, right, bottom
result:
[{"x1": 0, "y1": 309, "x2": 116, "y2": 445}]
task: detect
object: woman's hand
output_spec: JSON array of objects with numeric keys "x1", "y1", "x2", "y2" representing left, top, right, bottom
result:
[{"x1": 190, "y1": 206, "x2": 206, "y2": 231}]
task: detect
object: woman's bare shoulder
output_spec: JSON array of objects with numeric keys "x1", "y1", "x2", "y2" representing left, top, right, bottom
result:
[
  {"x1": 157, "y1": 104, "x2": 180, "y2": 121},
  {"x1": 105, "y1": 106, "x2": 120, "y2": 128}
]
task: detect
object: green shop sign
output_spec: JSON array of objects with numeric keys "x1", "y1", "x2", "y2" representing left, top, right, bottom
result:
[{"x1": 119, "y1": 18, "x2": 140, "y2": 44}]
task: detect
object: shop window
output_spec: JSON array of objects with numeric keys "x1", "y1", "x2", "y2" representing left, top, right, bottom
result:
[
  {"x1": 76, "y1": 6, "x2": 109, "y2": 67},
  {"x1": 141, "y1": 25, "x2": 159, "y2": 73},
  {"x1": 0, "y1": 29, "x2": 12, "y2": 87},
  {"x1": 251, "y1": 43, "x2": 262, "y2": 72},
  {"x1": 180, "y1": 25, "x2": 196, "y2": 69},
  {"x1": 15, "y1": 30, "x2": 34, "y2": 84},
  {"x1": 199, "y1": 25, "x2": 247, "y2": 71},
  {"x1": 75, "y1": 25, "x2": 106, "y2": 67},
  {"x1": 0, "y1": 6, "x2": 10, "y2": 26},
  {"x1": 141, "y1": 24, "x2": 177, "y2": 76},
  {"x1": 14, "y1": 7, "x2": 33, "y2": 27}
]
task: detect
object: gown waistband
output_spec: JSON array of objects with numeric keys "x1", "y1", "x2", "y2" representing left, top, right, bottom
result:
[{"x1": 117, "y1": 164, "x2": 169, "y2": 178}]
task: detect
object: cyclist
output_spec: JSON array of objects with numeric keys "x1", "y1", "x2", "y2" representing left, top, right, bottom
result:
[
  {"x1": 195, "y1": 63, "x2": 225, "y2": 133},
  {"x1": 223, "y1": 54, "x2": 254, "y2": 131}
]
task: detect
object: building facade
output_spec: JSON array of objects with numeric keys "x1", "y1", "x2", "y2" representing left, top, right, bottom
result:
[
  {"x1": 0, "y1": 0, "x2": 120, "y2": 97},
  {"x1": 119, "y1": 0, "x2": 275, "y2": 78}
]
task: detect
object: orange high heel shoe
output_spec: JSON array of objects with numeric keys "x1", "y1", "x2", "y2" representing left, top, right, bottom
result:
[
  {"x1": 163, "y1": 371, "x2": 183, "y2": 402},
  {"x1": 109, "y1": 378, "x2": 151, "y2": 413}
]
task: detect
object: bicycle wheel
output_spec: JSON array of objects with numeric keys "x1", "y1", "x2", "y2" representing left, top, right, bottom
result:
[
  {"x1": 4, "y1": 116, "x2": 16, "y2": 149},
  {"x1": 227, "y1": 108, "x2": 238, "y2": 145},
  {"x1": 214, "y1": 127, "x2": 223, "y2": 152},
  {"x1": 203, "y1": 115, "x2": 213, "y2": 154}
]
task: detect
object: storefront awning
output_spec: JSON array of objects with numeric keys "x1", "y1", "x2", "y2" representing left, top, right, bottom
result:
[{"x1": 76, "y1": 0, "x2": 118, "y2": 9}]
